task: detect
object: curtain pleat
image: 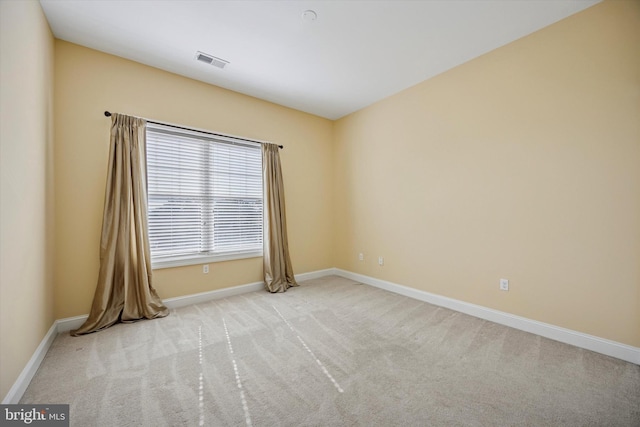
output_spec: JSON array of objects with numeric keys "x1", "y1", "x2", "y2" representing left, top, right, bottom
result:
[
  {"x1": 71, "y1": 114, "x2": 168, "y2": 336},
  {"x1": 262, "y1": 143, "x2": 297, "y2": 293}
]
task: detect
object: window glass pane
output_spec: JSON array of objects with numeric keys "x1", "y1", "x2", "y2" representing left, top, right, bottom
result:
[{"x1": 146, "y1": 125, "x2": 263, "y2": 265}]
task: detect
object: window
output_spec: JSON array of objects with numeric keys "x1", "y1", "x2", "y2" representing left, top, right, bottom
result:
[{"x1": 146, "y1": 123, "x2": 263, "y2": 268}]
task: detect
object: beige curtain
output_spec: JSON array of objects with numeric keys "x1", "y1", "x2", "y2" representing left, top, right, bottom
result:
[
  {"x1": 72, "y1": 114, "x2": 168, "y2": 336},
  {"x1": 262, "y1": 143, "x2": 298, "y2": 293}
]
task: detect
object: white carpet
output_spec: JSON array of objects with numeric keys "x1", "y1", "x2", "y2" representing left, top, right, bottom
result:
[{"x1": 21, "y1": 276, "x2": 640, "y2": 426}]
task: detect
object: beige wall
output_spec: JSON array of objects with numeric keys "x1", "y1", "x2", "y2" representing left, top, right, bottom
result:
[
  {"x1": 0, "y1": 0, "x2": 55, "y2": 399},
  {"x1": 334, "y1": 0, "x2": 640, "y2": 347},
  {"x1": 53, "y1": 41, "x2": 334, "y2": 319}
]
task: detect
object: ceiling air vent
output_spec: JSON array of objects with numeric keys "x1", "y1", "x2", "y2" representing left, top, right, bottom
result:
[{"x1": 195, "y1": 51, "x2": 229, "y2": 69}]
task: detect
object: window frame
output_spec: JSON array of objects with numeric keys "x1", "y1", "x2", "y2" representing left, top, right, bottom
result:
[{"x1": 145, "y1": 123, "x2": 264, "y2": 270}]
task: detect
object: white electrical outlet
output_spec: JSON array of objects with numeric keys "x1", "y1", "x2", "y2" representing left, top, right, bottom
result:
[
  {"x1": 358, "y1": 253, "x2": 364, "y2": 261},
  {"x1": 203, "y1": 265, "x2": 209, "y2": 274},
  {"x1": 500, "y1": 278, "x2": 509, "y2": 291},
  {"x1": 378, "y1": 256, "x2": 384, "y2": 266}
]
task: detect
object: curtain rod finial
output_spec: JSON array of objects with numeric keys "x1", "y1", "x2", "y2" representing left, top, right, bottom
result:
[{"x1": 104, "y1": 111, "x2": 111, "y2": 117}]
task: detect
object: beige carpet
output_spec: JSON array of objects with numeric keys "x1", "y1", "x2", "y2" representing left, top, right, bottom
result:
[{"x1": 21, "y1": 276, "x2": 640, "y2": 426}]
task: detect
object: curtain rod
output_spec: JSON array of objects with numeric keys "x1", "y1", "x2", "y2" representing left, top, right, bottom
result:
[{"x1": 104, "y1": 111, "x2": 283, "y2": 149}]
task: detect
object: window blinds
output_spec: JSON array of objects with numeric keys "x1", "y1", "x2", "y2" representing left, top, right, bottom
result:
[{"x1": 146, "y1": 124, "x2": 263, "y2": 266}]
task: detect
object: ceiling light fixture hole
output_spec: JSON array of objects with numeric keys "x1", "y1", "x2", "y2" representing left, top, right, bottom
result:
[{"x1": 302, "y1": 10, "x2": 317, "y2": 22}]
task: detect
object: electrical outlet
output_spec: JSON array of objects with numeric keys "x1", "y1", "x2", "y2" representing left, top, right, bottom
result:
[
  {"x1": 203, "y1": 265, "x2": 209, "y2": 274},
  {"x1": 358, "y1": 253, "x2": 364, "y2": 261},
  {"x1": 378, "y1": 256, "x2": 384, "y2": 266},
  {"x1": 500, "y1": 278, "x2": 509, "y2": 291}
]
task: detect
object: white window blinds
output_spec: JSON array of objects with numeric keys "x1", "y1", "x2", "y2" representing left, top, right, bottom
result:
[{"x1": 146, "y1": 124, "x2": 263, "y2": 267}]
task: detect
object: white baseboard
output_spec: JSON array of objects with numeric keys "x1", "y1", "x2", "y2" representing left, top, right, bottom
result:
[
  {"x1": 1, "y1": 322, "x2": 58, "y2": 404},
  {"x1": 164, "y1": 281, "x2": 265, "y2": 309},
  {"x1": 333, "y1": 269, "x2": 640, "y2": 365},
  {"x1": 162, "y1": 268, "x2": 335, "y2": 309},
  {"x1": 55, "y1": 315, "x2": 89, "y2": 333},
  {"x1": 57, "y1": 270, "x2": 331, "y2": 331},
  {"x1": 295, "y1": 268, "x2": 337, "y2": 282}
]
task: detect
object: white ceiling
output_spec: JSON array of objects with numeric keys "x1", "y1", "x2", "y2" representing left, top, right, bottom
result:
[{"x1": 40, "y1": 0, "x2": 600, "y2": 120}]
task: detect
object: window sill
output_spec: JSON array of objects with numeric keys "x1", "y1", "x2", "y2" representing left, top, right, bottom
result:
[{"x1": 151, "y1": 251, "x2": 263, "y2": 270}]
